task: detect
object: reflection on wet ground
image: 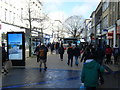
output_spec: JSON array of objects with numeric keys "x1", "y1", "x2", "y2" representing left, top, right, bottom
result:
[{"x1": 2, "y1": 68, "x2": 82, "y2": 88}]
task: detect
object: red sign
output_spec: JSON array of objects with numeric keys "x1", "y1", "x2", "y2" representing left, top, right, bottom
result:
[{"x1": 117, "y1": 26, "x2": 120, "y2": 34}]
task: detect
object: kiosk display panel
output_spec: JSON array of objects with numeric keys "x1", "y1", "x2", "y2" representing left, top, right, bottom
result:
[
  {"x1": 8, "y1": 33, "x2": 23, "y2": 60},
  {"x1": 7, "y1": 32, "x2": 25, "y2": 66}
]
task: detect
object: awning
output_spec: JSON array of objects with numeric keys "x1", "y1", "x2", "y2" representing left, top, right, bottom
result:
[{"x1": 107, "y1": 33, "x2": 113, "y2": 36}]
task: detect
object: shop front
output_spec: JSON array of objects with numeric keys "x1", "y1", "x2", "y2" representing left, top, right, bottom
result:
[
  {"x1": 106, "y1": 32, "x2": 113, "y2": 47},
  {"x1": 117, "y1": 25, "x2": 120, "y2": 48}
]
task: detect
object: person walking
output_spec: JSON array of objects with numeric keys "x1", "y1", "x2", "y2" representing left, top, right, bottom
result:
[
  {"x1": 58, "y1": 44, "x2": 65, "y2": 61},
  {"x1": 94, "y1": 44, "x2": 105, "y2": 65},
  {"x1": 2, "y1": 43, "x2": 8, "y2": 75},
  {"x1": 55, "y1": 42, "x2": 60, "y2": 54},
  {"x1": 113, "y1": 44, "x2": 120, "y2": 65},
  {"x1": 94, "y1": 44, "x2": 105, "y2": 85},
  {"x1": 81, "y1": 52, "x2": 104, "y2": 90},
  {"x1": 73, "y1": 44, "x2": 80, "y2": 66},
  {"x1": 38, "y1": 44, "x2": 48, "y2": 72},
  {"x1": 67, "y1": 43, "x2": 74, "y2": 67},
  {"x1": 50, "y1": 43, "x2": 54, "y2": 54},
  {"x1": 105, "y1": 45, "x2": 112, "y2": 64},
  {"x1": 34, "y1": 44, "x2": 41, "y2": 62},
  {"x1": 81, "y1": 45, "x2": 91, "y2": 63}
]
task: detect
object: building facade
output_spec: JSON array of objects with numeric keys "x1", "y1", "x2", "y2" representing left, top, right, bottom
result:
[
  {"x1": 89, "y1": 0, "x2": 120, "y2": 48},
  {"x1": 0, "y1": 0, "x2": 43, "y2": 57}
]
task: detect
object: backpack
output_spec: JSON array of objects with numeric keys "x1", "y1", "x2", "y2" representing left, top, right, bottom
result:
[{"x1": 39, "y1": 49, "x2": 45, "y2": 59}]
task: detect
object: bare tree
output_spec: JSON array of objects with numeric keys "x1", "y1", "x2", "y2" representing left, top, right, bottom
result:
[{"x1": 64, "y1": 15, "x2": 84, "y2": 38}]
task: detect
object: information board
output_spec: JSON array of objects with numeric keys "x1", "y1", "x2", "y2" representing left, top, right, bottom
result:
[
  {"x1": 8, "y1": 33, "x2": 23, "y2": 60},
  {"x1": 7, "y1": 32, "x2": 25, "y2": 66}
]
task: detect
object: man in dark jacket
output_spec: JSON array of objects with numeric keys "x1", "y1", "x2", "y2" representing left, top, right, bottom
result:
[
  {"x1": 58, "y1": 44, "x2": 64, "y2": 61},
  {"x1": 50, "y1": 43, "x2": 54, "y2": 54},
  {"x1": 73, "y1": 44, "x2": 80, "y2": 66},
  {"x1": 113, "y1": 44, "x2": 120, "y2": 64},
  {"x1": 67, "y1": 43, "x2": 74, "y2": 67},
  {"x1": 34, "y1": 44, "x2": 41, "y2": 62},
  {"x1": 81, "y1": 46, "x2": 91, "y2": 63},
  {"x1": 94, "y1": 44, "x2": 105, "y2": 65},
  {"x1": 38, "y1": 45, "x2": 48, "y2": 72}
]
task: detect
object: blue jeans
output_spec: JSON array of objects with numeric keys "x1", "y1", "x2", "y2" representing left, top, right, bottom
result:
[{"x1": 75, "y1": 56, "x2": 79, "y2": 65}]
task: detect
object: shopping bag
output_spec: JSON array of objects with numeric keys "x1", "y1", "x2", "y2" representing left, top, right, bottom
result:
[{"x1": 80, "y1": 83, "x2": 86, "y2": 90}]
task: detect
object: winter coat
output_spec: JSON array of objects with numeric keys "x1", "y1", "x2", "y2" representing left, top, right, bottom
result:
[
  {"x1": 94, "y1": 47, "x2": 105, "y2": 62},
  {"x1": 2, "y1": 46, "x2": 7, "y2": 64},
  {"x1": 58, "y1": 46, "x2": 64, "y2": 54},
  {"x1": 38, "y1": 46, "x2": 48, "y2": 60},
  {"x1": 113, "y1": 47, "x2": 120, "y2": 56},
  {"x1": 81, "y1": 49, "x2": 92, "y2": 62},
  {"x1": 34, "y1": 46, "x2": 40, "y2": 55},
  {"x1": 50, "y1": 44, "x2": 54, "y2": 50},
  {"x1": 73, "y1": 47, "x2": 80, "y2": 56},
  {"x1": 81, "y1": 59, "x2": 104, "y2": 87},
  {"x1": 67, "y1": 46, "x2": 74, "y2": 56},
  {"x1": 105, "y1": 47, "x2": 112, "y2": 55}
]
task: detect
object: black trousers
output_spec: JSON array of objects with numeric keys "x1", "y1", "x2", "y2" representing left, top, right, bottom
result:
[
  {"x1": 106, "y1": 54, "x2": 111, "y2": 64},
  {"x1": 60, "y1": 54, "x2": 63, "y2": 59},
  {"x1": 114, "y1": 55, "x2": 119, "y2": 64},
  {"x1": 37, "y1": 55, "x2": 39, "y2": 62},
  {"x1": 68, "y1": 55, "x2": 73, "y2": 66}
]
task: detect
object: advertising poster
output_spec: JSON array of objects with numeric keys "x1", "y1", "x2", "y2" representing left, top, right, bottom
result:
[{"x1": 8, "y1": 33, "x2": 23, "y2": 60}]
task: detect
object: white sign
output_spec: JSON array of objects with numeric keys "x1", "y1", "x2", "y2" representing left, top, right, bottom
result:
[{"x1": 117, "y1": 19, "x2": 120, "y2": 26}]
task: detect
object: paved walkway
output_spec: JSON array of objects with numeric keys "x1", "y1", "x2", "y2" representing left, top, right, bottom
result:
[{"x1": 2, "y1": 51, "x2": 120, "y2": 89}]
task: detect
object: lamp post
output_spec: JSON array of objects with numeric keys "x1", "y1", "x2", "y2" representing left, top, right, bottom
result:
[{"x1": 28, "y1": 7, "x2": 32, "y2": 57}]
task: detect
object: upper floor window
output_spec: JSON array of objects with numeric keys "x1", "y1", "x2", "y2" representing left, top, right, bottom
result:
[
  {"x1": 102, "y1": 15, "x2": 108, "y2": 29},
  {"x1": 102, "y1": 0, "x2": 109, "y2": 12}
]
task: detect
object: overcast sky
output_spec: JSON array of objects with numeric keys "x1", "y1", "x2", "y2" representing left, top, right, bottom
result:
[{"x1": 42, "y1": 0, "x2": 101, "y2": 21}]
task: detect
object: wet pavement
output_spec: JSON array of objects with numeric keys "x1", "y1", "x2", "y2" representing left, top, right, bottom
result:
[{"x1": 2, "y1": 51, "x2": 120, "y2": 89}]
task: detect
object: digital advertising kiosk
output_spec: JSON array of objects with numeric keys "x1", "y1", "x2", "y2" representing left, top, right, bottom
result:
[{"x1": 7, "y1": 32, "x2": 25, "y2": 66}]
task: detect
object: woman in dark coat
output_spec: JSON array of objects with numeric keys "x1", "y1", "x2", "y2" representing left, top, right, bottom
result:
[
  {"x1": 2, "y1": 43, "x2": 8, "y2": 74},
  {"x1": 58, "y1": 44, "x2": 65, "y2": 61},
  {"x1": 73, "y1": 45, "x2": 80, "y2": 66}
]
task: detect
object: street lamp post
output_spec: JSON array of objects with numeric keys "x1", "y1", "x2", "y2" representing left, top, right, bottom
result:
[{"x1": 28, "y1": 8, "x2": 32, "y2": 57}]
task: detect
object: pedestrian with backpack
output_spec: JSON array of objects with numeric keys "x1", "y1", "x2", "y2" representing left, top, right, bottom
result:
[
  {"x1": 81, "y1": 52, "x2": 105, "y2": 90},
  {"x1": 38, "y1": 44, "x2": 48, "y2": 72},
  {"x1": 113, "y1": 44, "x2": 120, "y2": 65}
]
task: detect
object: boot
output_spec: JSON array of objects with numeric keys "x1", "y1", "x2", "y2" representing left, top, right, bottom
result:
[{"x1": 44, "y1": 67, "x2": 47, "y2": 71}]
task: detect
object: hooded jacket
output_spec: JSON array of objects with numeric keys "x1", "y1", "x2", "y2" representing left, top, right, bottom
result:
[{"x1": 81, "y1": 59, "x2": 104, "y2": 87}]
